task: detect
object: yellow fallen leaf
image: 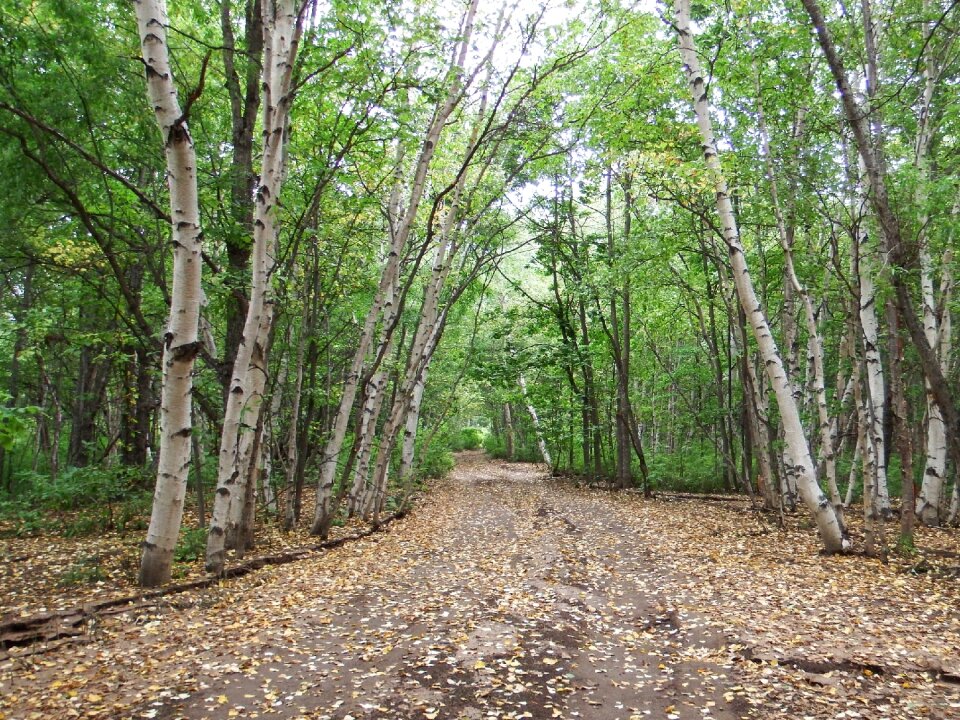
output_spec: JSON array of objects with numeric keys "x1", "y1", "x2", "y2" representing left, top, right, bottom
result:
[
  {"x1": 474, "y1": 660, "x2": 486, "y2": 669},
  {"x1": 86, "y1": 695, "x2": 102, "y2": 704}
]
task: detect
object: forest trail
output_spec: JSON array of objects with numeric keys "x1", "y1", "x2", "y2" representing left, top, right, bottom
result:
[{"x1": 3, "y1": 453, "x2": 959, "y2": 719}]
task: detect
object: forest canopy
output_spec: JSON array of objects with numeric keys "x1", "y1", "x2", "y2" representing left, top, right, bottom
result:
[{"x1": 0, "y1": 0, "x2": 958, "y2": 586}]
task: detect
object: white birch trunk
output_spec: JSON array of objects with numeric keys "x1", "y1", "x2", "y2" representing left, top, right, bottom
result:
[
  {"x1": 915, "y1": 15, "x2": 948, "y2": 523},
  {"x1": 504, "y1": 402, "x2": 515, "y2": 460},
  {"x1": 206, "y1": 0, "x2": 303, "y2": 574},
  {"x1": 854, "y1": 150, "x2": 891, "y2": 518},
  {"x1": 346, "y1": 363, "x2": 392, "y2": 516},
  {"x1": 137, "y1": 0, "x2": 204, "y2": 587},
  {"x1": 918, "y1": 245, "x2": 960, "y2": 525},
  {"x1": 755, "y1": 79, "x2": 843, "y2": 520},
  {"x1": 853, "y1": 344, "x2": 881, "y2": 551},
  {"x1": 519, "y1": 373, "x2": 552, "y2": 466},
  {"x1": 259, "y1": 354, "x2": 287, "y2": 514},
  {"x1": 363, "y1": 270, "x2": 450, "y2": 522},
  {"x1": 674, "y1": 0, "x2": 845, "y2": 552},
  {"x1": 311, "y1": 0, "x2": 480, "y2": 536},
  {"x1": 282, "y1": 314, "x2": 306, "y2": 530},
  {"x1": 397, "y1": 373, "x2": 427, "y2": 488},
  {"x1": 745, "y1": 351, "x2": 777, "y2": 510},
  {"x1": 845, "y1": 433, "x2": 861, "y2": 508}
]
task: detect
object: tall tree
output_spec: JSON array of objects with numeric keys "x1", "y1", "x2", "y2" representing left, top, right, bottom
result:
[
  {"x1": 672, "y1": 0, "x2": 846, "y2": 553},
  {"x1": 136, "y1": 0, "x2": 204, "y2": 587}
]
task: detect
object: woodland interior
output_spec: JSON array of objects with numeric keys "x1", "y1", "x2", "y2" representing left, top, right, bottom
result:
[{"x1": 1, "y1": 0, "x2": 960, "y2": 719}]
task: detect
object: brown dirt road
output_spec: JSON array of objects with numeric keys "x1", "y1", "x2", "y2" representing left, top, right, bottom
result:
[{"x1": 2, "y1": 453, "x2": 958, "y2": 719}]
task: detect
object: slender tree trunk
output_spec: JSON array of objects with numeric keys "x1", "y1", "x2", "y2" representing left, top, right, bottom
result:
[
  {"x1": 674, "y1": 0, "x2": 845, "y2": 552},
  {"x1": 219, "y1": 0, "x2": 263, "y2": 399},
  {"x1": 282, "y1": 311, "x2": 307, "y2": 531},
  {"x1": 914, "y1": 29, "x2": 954, "y2": 523},
  {"x1": 854, "y1": 153, "x2": 891, "y2": 518},
  {"x1": 755, "y1": 78, "x2": 844, "y2": 524},
  {"x1": 519, "y1": 373, "x2": 552, "y2": 466},
  {"x1": 138, "y1": 0, "x2": 204, "y2": 587},
  {"x1": 802, "y1": 0, "x2": 960, "y2": 495},
  {"x1": 886, "y1": 301, "x2": 915, "y2": 546},
  {"x1": 504, "y1": 403, "x2": 515, "y2": 460},
  {"x1": 207, "y1": 0, "x2": 305, "y2": 575},
  {"x1": 192, "y1": 408, "x2": 205, "y2": 527}
]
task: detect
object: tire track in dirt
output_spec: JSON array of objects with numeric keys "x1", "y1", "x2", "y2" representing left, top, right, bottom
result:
[{"x1": 1, "y1": 454, "x2": 752, "y2": 719}]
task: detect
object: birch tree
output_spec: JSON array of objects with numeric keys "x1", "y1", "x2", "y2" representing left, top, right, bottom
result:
[
  {"x1": 206, "y1": 0, "x2": 307, "y2": 575},
  {"x1": 310, "y1": 0, "x2": 481, "y2": 536},
  {"x1": 801, "y1": 0, "x2": 960, "y2": 495},
  {"x1": 136, "y1": 0, "x2": 204, "y2": 587},
  {"x1": 519, "y1": 373, "x2": 552, "y2": 466},
  {"x1": 672, "y1": 0, "x2": 846, "y2": 553}
]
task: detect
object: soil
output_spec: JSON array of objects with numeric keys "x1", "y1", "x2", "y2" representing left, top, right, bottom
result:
[{"x1": 2, "y1": 452, "x2": 959, "y2": 720}]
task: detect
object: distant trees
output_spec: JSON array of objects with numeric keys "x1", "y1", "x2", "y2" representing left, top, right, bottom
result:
[{"x1": 0, "y1": 0, "x2": 958, "y2": 580}]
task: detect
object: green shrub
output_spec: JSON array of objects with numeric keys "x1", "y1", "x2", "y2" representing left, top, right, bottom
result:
[
  {"x1": 0, "y1": 403, "x2": 37, "y2": 452},
  {"x1": 419, "y1": 446, "x2": 455, "y2": 479},
  {"x1": 0, "y1": 503, "x2": 49, "y2": 536},
  {"x1": 25, "y1": 465, "x2": 148, "y2": 511},
  {"x1": 456, "y1": 427, "x2": 485, "y2": 450},
  {"x1": 484, "y1": 434, "x2": 507, "y2": 458},
  {"x1": 648, "y1": 448, "x2": 727, "y2": 494},
  {"x1": 174, "y1": 527, "x2": 207, "y2": 563},
  {"x1": 58, "y1": 555, "x2": 106, "y2": 586}
]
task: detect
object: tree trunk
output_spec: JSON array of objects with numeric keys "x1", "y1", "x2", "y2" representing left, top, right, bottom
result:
[
  {"x1": 282, "y1": 311, "x2": 307, "y2": 531},
  {"x1": 886, "y1": 301, "x2": 915, "y2": 547},
  {"x1": 218, "y1": 0, "x2": 263, "y2": 400},
  {"x1": 207, "y1": 0, "x2": 305, "y2": 575},
  {"x1": 802, "y1": 0, "x2": 960, "y2": 499},
  {"x1": 519, "y1": 373, "x2": 552, "y2": 466},
  {"x1": 138, "y1": 0, "x2": 204, "y2": 587},
  {"x1": 674, "y1": 0, "x2": 845, "y2": 553},
  {"x1": 755, "y1": 76, "x2": 844, "y2": 524}
]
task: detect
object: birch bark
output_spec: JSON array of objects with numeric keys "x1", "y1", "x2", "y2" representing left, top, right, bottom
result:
[
  {"x1": 673, "y1": 0, "x2": 845, "y2": 552},
  {"x1": 915, "y1": 7, "x2": 949, "y2": 524},
  {"x1": 207, "y1": 0, "x2": 304, "y2": 574},
  {"x1": 802, "y1": 0, "x2": 960, "y2": 497},
  {"x1": 755, "y1": 78, "x2": 843, "y2": 521},
  {"x1": 137, "y1": 0, "x2": 205, "y2": 587},
  {"x1": 311, "y1": 0, "x2": 480, "y2": 536},
  {"x1": 519, "y1": 373, "x2": 552, "y2": 466}
]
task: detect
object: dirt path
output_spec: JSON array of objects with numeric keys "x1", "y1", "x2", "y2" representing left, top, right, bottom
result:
[{"x1": 3, "y1": 454, "x2": 958, "y2": 719}]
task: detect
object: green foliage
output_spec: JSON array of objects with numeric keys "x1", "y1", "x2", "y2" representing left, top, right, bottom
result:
[
  {"x1": 0, "y1": 403, "x2": 37, "y2": 451},
  {"x1": 0, "y1": 465, "x2": 152, "y2": 537},
  {"x1": 896, "y1": 532, "x2": 917, "y2": 557},
  {"x1": 453, "y1": 427, "x2": 485, "y2": 451},
  {"x1": 483, "y1": 434, "x2": 508, "y2": 459},
  {"x1": 24, "y1": 465, "x2": 149, "y2": 511},
  {"x1": 0, "y1": 502, "x2": 46, "y2": 536},
  {"x1": 57, "y1": 555, "x2": 106, "y2": 587},
  {"x1": 174, "y1": 527, "x2": 208, "y2": 563},
  {"x1": 648, "y1": 448, "x2": 728, "y2": 494},
  {"x1": 419, "y1": 446, "x2": 455, "y2": 479}
]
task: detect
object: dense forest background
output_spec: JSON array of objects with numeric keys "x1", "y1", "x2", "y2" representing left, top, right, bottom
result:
[{"x1": 1, "y1": 0, "x2": 959, "y2": 585}]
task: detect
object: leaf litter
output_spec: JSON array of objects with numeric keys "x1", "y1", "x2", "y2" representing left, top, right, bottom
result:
[{"x1": 1, "y1": 451, "x2": 958, "y2": 719}]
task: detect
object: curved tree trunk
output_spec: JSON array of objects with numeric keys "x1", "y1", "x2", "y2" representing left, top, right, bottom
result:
[
  {"x1": 801, "y1": 0, "x2": 960, "y2": 500},
  {"x1": 674, "y1": 0, "x2": 845, "y2": 553},
  {"x1": 519, "y1": 373, "x2": 552, "y2": 467}
]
